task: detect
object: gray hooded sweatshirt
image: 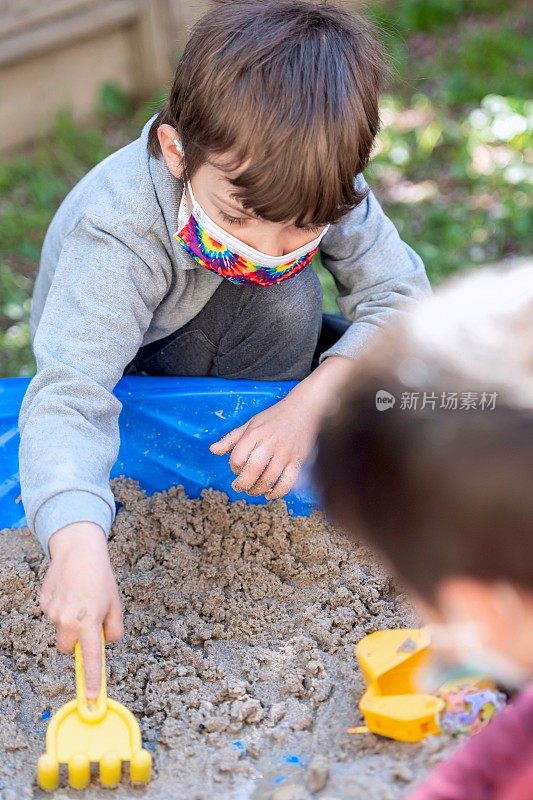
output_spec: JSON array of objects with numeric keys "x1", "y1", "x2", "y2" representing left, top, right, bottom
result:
[{"x1": 19, "y1": 115, "x2": 431, "y2": 554}]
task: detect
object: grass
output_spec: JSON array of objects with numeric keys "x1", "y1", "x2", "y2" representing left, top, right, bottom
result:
[{"x1": 1, "y1": 0, "x2": 531, "y2": 374}]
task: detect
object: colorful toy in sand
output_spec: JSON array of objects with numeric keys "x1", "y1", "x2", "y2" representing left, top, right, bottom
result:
[{"x1": 438, "y1": 684, "x2": 506, "y2": 735}]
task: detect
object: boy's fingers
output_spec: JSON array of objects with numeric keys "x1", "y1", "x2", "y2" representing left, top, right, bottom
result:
[
  {"x1": 104, "y1": 598, "x2": 124, "y2": 643},
  {"x1": 56, "y1": 626, "x2": 78, "y2": 654},
  {"x1": 228, "y1": 431, "x2": 261, "y2": 474},
  {"x1": 247, "y1": 453, "x2": 287, "y2": 496},
  {"x1": 40, "y1": 576, "x2": 56, "y2": 612},
  {"x1": 231, "y1": 444, "x2": 273, "y2": 491},
  {"x1": 40, "y1": 591, "x2": 52, "y2": 614},
  {"x1": 209, "y1": 423, "x2": 248, "y2": 455},
  {"x1": 79, "y1": 627, "x2": 103, "y2": 699},
  {"x1": 265, "y1": 461, "x2": 302, "y2": 500}
]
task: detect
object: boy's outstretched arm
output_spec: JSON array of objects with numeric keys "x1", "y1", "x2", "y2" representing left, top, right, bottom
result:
[
  {"x1": 211, "y1": 174, "x2": 430, "y2": 498},
  {"x1": 41, "y1": 522, "x2": 123, "y2": 697},
  {"x1": 20, "y1": 216, "x2": 169, "y2": 696}
]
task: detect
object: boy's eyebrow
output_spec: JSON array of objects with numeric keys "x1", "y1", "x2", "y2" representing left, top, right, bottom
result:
[{"x1": 211, "y1": 191, "x2": 257, "y2": 219}]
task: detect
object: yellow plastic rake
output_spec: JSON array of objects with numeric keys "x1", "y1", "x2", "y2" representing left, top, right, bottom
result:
[{"x1": 37, "y1": 632, "x2": 152, "y2": 791}]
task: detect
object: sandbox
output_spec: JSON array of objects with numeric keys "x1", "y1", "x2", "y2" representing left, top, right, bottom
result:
[{"x1": 0, "y1": 479, "x2": 456, "y2": 799}]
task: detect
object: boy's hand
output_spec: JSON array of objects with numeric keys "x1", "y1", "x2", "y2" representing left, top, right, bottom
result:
[
  {"x1": 209, "y1": 355, "x2": 355, "y2": 499},
  {"x1": 40, "y1": 522, "x2": 123, "y2": 699},
  {"x1": 210, "y1": 393, "x2": 318, "y2": 499}
]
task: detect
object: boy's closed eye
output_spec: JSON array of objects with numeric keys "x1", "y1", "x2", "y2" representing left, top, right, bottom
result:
[{"x1": 218, "y1": 209, "x2": 324, "y2": 236}]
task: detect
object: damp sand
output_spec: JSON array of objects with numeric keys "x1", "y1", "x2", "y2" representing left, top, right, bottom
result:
[{"x1": 0, "y1": 479, "x2": 457, "y2": 799}]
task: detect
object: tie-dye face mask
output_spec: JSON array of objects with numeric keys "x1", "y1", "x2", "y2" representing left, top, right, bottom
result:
[{"x1": 172, "y1": 139, "x2": 329, "y2": 286}]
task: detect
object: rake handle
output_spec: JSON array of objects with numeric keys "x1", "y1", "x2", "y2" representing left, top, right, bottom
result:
[{"x1": 74, "y1": 627, "x2": 108, "y2": 723}]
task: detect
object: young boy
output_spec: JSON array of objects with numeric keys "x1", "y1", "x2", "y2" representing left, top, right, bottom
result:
[
  {"x1": 19, "y1": 0, "x2": 429, "y2": 698},
  {"x1": 314, "y1": 264, "x2": 533, "y2": 799}
]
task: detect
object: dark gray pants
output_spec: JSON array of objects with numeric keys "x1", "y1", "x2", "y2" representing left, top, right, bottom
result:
[{"x1": 129, "y1": 266, "x2": 348, "y2": 380}]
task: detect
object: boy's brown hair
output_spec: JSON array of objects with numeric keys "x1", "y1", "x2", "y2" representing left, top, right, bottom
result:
[{"x1": 148, "y1": 0, "x2": 387, "y2": 227}]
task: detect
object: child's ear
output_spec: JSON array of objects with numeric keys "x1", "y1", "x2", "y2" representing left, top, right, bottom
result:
[{"x1": 157, "y1": 124, "x2": 184, "y2": 179}]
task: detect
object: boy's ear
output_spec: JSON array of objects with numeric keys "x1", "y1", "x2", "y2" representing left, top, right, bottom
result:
[{"x1": 157, "y1": 124, "x2": 184, "y2": 179}]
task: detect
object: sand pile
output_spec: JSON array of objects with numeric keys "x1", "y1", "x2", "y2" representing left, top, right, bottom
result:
[{"x1": 0, "y1": 479, "x2": 455, "y2": 799}]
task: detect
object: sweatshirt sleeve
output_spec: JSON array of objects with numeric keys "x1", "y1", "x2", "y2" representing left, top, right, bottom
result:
[
  {"x1": 317, "y1": 173, "x2": 431, "y2": 363},
  {"x1": 18, "y1": 217, "x2": 169, "y2": 555}
]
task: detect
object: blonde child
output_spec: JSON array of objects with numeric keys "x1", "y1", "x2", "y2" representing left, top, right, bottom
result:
[{"x1": 315, "y1": 264, "x2": 533, "y2": 800}]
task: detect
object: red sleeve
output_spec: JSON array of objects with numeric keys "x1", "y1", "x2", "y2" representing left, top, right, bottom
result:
[
  {"x1": 407, "y1": 687, "x2": 533, "y2": 800},
  {"x1": 500, "y1": 761, "x2": 533, "y2": 800}
]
